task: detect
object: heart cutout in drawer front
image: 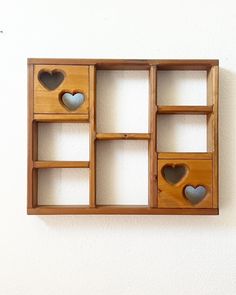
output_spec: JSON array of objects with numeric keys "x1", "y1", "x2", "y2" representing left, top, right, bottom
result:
[
  {"x1": 184, "y1": 185, "x2": 207, "y2": 205},
  {"x1": 61, "y1": 92, "x2": 85, "y2": 111},
  {"x1": 162, "y1": 164, "x2": 187, "y2": 185},
  {"x1": 38, "y1": 70, "x2": 64, "y2": 90}
]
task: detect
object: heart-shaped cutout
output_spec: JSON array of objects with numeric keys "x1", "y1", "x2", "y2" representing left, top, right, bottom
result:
[
  {"x1": 184, "y1": 185, "x2": 207, "y2": 205},
  {"x1": 162, "y1": 164, "x2": 187, "y2": 185},
  {"x1": 38, "y1": 70, "x2": 64, "y2": 90},
  {"x1": 61, "y1": 92, "x2": 85, "y2": 111}
]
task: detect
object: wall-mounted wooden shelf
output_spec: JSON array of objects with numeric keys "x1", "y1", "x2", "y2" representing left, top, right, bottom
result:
[{"x1": 27, "y1": 58, "x2": 219, "y2": 215}]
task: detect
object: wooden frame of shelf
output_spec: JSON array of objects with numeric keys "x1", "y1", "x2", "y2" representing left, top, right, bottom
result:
[{"x1": 27, "y1": 58, "x2": 219, "y2": 215}]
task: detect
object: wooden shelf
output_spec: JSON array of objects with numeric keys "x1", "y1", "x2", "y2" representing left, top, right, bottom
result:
[
  {"x1": 34, "y1": 161, "x2": 89, "y2": 169},
  {"x1": 157, "y1": 106, "x2": 213, "y2": 115},
  {"x1": 34, "y1": 114, "x2": 89, "y2": 122},
  {"x1": 28, "y1": 59, "x2": 219, "y2": 215},
  {"x1": 28, "y1": 206, "x2": 219, "y2": 215},
  {"x1": 96, "y1": 133, "x2": 151, "y2": 140},
  {"x1": 158, "y1": 152, "x2": 213, "y2": 160}
]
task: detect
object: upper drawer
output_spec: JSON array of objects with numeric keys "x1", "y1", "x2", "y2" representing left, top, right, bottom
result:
[{"x1": 33, "y1": 65, "x2": 89, "y2": 114}]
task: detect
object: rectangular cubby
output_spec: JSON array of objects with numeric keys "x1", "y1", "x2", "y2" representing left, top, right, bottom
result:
[
  {"x1": 38, "y1": 168, "x2": 89, "y2": 205},
  {"x1": 28, "y1": 59, "x2": 219, "y2": 215},
  {"x1": 157, "y1": 115, "x2": 207, "y2": 152},
  {"x1": 96, "y1": 140, "x2": 148, "y2": 205},
  {"x1": 157, "y1": 70, "x2": 207, "y2": 106},
  {"x1": 96, "y1": 70, "x2": 149, "y2": 133},
  {"x1": 38, "y1": 123, "x2": 89, "y2": 161}
]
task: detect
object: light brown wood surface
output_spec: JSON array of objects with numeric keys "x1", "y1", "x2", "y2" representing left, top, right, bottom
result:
[
  {"x1": 34, "y1": 161, "x2": 89, "y2": 169},
  {"x1": 158, "y1": 159, "x2": 213, "y2": 208},
  {"x1": 89, "y1": 66, "x2": 96, "y2": 208},
  {"x1": 157, "y1": 105, "x2": 213, "y2": 114},
  {"x1": 96, "y1": 133, "x2": 151, "y2": 140},
  {"x1": 34, "y1": 65, "x2": 89, "y2": 114},
  {"x1": 27, "y1": 59, "x2": 219, "y2": 215}
]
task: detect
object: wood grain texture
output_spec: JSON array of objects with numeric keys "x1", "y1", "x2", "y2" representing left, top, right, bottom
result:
[
  {"x1": 28, "y1": 58, "x2": 219, "y2": 70},
  {"x1": 158, "y1": 152, "x2": 212, "y2": 160},
  {"x1": 96, "y1": 133, "x2": 151, "y2": 140},
  {"x1": 207, "y1": 65, "x2": 219, "y2": 208},
  {"x1": 89, "y1": 66, "x2": 96, "y2": 208},
  {"x1": 157, "y1": 106, "x2": 213, "y2": 114},
  {"x1": 27, "y1": 64, "x2": 38, "y2": 208},
  {"x1": 158, "y1": 159, "x2": 213, "y2": 208},
  {"x1": 149, "y1": 66, "x2": 158, "y2": 207},
  {"x1": 28, "y1": 206, "x2": 218, "y2": 215},
  {"x1": 34, "y1": 113, "x2": 89, "y2": 122},
  {"x1": 34, "y1": 65, "x2": 89, "y2": 114},
  {"x1": 34, "y1": 161, "x2": 89, "y2": 168},
  {"x1": 27, "y1": 59, "x2": 219, "y2": 215}
]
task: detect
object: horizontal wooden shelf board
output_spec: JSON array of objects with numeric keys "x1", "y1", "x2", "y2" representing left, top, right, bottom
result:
[
  {"x1": 34, "y1": 161, "x2": 90, "y2": 168},
  {"x1": 28, "y1": 58, "x2": 219, "y2": 70},
  {"x1": 96, "y1": 133, "x2": 151, "y2": 140},
  {"x1": 158, "y1": 152, "x2": 213, "y2": 159},
  {"x1": 157, "y1": 106, "x2": 213, "y2": 114},
  {"x1": 34, "y1": 114, "x2": 89, "y2": 122},
  {"x1": 28, "y1": 206, "x2": 219, "y2": 215}
]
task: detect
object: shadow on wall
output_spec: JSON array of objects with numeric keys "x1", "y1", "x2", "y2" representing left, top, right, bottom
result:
[{"x1": 36, "y1": 67, "x2": 236, "y2": 230}]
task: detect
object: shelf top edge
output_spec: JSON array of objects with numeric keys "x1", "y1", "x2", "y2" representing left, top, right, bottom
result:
[{"x1": 27, "y1": 58, "x2": 219, "y2": 68}]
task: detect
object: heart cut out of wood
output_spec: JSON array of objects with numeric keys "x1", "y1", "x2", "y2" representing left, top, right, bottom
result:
[
  {"x1": 184, "y1": 185, "x2": 207, "y2": 205},
  {"x1": 61, "y1": 92, "x2": 85, "y2": 111},
  {"x1": 38, "y1": 70, "x2": 64, "y2": 90},
  {"x1": 162, "y1": 164, "x2": 187, "y2": 185}
]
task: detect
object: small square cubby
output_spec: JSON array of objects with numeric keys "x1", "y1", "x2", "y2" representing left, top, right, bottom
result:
[
  {"x1": 158, "y1": 158, "x2": 213, "y2": 208},
  {"x1": 96, "y1": 140, "x2": 148, "y2": 205},
  {"x1": 38, "y1": 168, "x2": 89, "y2": 205},
  {"x1": 96, "y1": 70, "x2": 149, "y2": 133},
  {"x1": 157, "y1": 70, "x2": 207, "y2": 105},
  {"x1": 34, "y1": 65, "x2": 89, "y2": 114},
  {"x1": 38, "y1": 123, "x2": 89, "y2": 161},
  {"x1": 157, "y1": 115, "x2": 207, "y2": 152}
]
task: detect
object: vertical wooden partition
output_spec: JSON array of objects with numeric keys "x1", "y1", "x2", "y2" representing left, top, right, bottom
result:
[
  {"x1": 27, "y1": 59, "x2": 219, "y2": 215},
  {"x1": 207, "y1": 65, "x2": 219, "y2": 209},
  {"x1": 148, "y1": 66, "x2": 158, "y2": 208},
  {"x1": 89, "y1": 65, "x2": 96, "y2": 208}
]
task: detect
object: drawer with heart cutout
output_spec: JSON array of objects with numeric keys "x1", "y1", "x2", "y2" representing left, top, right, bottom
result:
[
  {"x1": 158, "y1": 157, "x2": 213, "y2": 208},
  {"x1": 33, "y1": 65, "x2": 89, "y2": 115}
]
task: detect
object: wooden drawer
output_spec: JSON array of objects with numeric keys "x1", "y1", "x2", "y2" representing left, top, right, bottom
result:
[
  {"x1": 158, "y1": 158, "x2": 213, "y2": 208},
  {"x1": 33, "y1": 65, "x2": 89, "y2": 114}
]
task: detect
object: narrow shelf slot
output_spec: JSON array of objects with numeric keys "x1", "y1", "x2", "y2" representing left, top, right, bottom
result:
[
  {"x1": 34, "y1": 161, "x2": 90, "y2": 168},
  {"x1": 157, "y1": 105, "x2": 213, "y2": 114},
  {"x1": 96, "y1": 133, "x2": 151, "y2": 140}
]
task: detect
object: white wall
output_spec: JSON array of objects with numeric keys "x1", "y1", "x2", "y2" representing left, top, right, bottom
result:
[{"x1": 0, "y1": 0, "x2": 236, "y2": 294}]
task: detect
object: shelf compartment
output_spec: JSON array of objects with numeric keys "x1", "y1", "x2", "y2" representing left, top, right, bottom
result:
[
  {"x1": 96, "y1": 140, "x2": 149, "y2": 205},
  {"x1": 157, "y1": 106, "x2": 213, "y2": 115},
  {"x1": 37, "y1": 168, "x2": 89, "y2": 206},
  {"x1": 96, "y1": 133, "x2": 151, "y2": 140},
  {"x1": 34, "y1": 114, "x2": 89, "y2": 122},
  {"x1": 157, "y1": 114, "x2": 207, "y2": 152},
  {"x1": 34, "y1": 161, "x2": 89, "y2": 169}
]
